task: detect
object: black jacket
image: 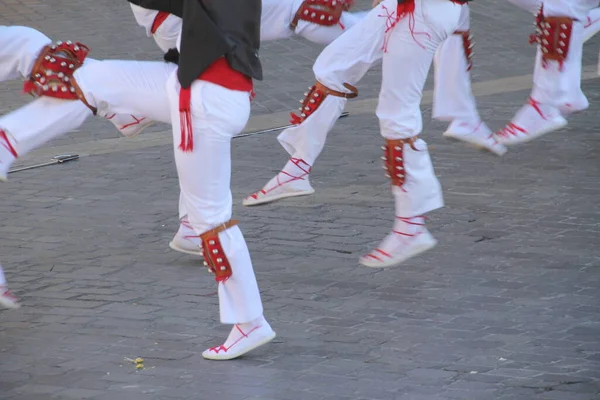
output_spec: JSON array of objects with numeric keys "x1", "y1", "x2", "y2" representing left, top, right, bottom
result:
[{"x1": 128, "y1": 0, "x2": 262, "y2": 88}]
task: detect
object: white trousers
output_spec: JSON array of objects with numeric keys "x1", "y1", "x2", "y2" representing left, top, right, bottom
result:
[
  {"x1": 131, "y1": 0, "x2": 369, "y2": 51},
  {"x1": 166, "y1": 74, "x2": 263, "y2": 324},
  {"x1": 0, "y1": 25, "x2": 51, "y2": 82},
  {"x1": 432, "y1": 5, "x2": 475, "y2": 122},
  {"x1": 129, "y1": 3, "x2": 181, "y2": 52},
  {"x1": 530, "y1": 0, "x2": 599, "y2": 111},
  {"x1": 0, "y1": 59, "x2": 175, "y2": 157},
  {"x1": 0, "y1": 25, "x2": 174, "y2": 157},
  {"x1": 262, "y1": 0, "x2": 369, "y2": 43},
  {"x1": 378, "y1": 0, "x2": 461, "y2": 217},
  {"x1": 508, "y1": 0, "x2": 599, "y2": 112},
  {"x1": 278, "y1": 0, "x2": 472, "y2": 165}
]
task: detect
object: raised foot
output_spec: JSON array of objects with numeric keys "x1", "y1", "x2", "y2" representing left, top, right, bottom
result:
[
  {"x1": 0, "y1": 286, "x2": 20, "y2": 309},
  {"x1": 443, "y1": 120, "x2": 507, "y2": 156},
  {"x1": 360, "y1": 228, "x2": 437, "y2": 268},
  {"x1": 494, "y1": 99, "x2": 567, "y2": 146}
]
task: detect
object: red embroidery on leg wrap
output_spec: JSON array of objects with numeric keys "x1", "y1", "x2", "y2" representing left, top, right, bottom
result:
[
  {"x1": 178, "y1": 87, "x2": 193, "y2": 152},
  {"x1": 381, "y1": 138, "x2": 418, "y2": 187},
  {"x1": 290, "y1": 82, "x2": 357, "y2": 125},
  {"x1": 200, "y1": 220, "x2": 239, "y2": 283}
]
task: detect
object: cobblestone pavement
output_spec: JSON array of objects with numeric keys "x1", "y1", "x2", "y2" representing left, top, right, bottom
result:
[{"x1": 0, "y1": 1, "x2": 600, "y2": 399}]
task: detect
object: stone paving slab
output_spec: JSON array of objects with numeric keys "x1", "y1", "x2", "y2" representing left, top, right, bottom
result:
[
  {"x1": 0, "y1": 86, "x2": 599, "y2": 399},
  {"x1": 0, "y1": 0, "x2": 599, "y2": 399},
  {"x1": 0, "y1": 0, "x2": 599, "y2": 148}
]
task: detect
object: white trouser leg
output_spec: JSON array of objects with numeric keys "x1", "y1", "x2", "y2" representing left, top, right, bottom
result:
[
  {"x1": 542, "y1": 0, "x2": 600, "y2": 20},
  {"x1": 166, "y1": 73, "x2": 262, "y2": 324},
  {"x1": 531, "y1": 11, "x2": 589, "y2": 113},
  {"x1": 0, "y1": 98, "x2": 92, "y2": 156},
  {"x1": 432, "y1": 5, "x2": 479, "y2": 123},
  {"x1": 531, "y1": 1, "x2": 600, "y2": 112},
  {"x1": 494, "y1": 0, "x2": 597, "y2": 145},
  {"x1": 178, "y1": 191, "x2": 187, "y2": 220},
  {"x1": 152, "y1": 14, "x2": 182, "y2": 52},
  {"x1": 377, "y1": 0, "x2": 462, "y2": 217},
  {"x1": 75, "y1": 60, "x2": 175, "y2": 124},
  {"x1": 260, "y1": 0, "x2": 296, "y2": 41},
  {"x1": 294, "y1": 10, "x2": 371, "y2": 45},
  {"x1": 0, "y1": 60, "x2": 175, "y2": 174},
  {"x1": 359, "y1": 0, "x2": 461, "y2": 269},
  {"x1": 278, "y1": 1, "x2": 387, "y2": 164},
  {"x1": 0, "y1": 26, "x2": 51, "y2": 82}
]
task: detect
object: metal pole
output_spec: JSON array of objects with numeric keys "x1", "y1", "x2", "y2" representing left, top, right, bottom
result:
[
  {"x1": 8, "y1": 154, "x2": 79, "y2": 174},
  {"x1": 234, "y1": 111, "x2": 350, "y2": 139}
]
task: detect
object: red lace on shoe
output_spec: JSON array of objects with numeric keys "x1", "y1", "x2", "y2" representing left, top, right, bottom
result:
[
  {"x1": 207, "y1": 324, "x2": 261, "y2": 354},
  {"x1": 495, "y1": 123, "x2": 526, "y2": 139},
  {"x1": 0, "y1": 131, "x2": 18, "y2": 159},
  {"x1": 180, "y1": 219, "x2": 201, "y2": 241},
  {"x1": 584, "y1": 15, "x2": 600, "y2": 28},
  {"x1": 526, "y1": 97, "x2": 548, "y2": 120},
  {"x1": 120, "y1": 115, "x2": 147, "y2": 130},
  {"x1": 1, "y1": 288, "x2": 18, "y2": 304},
  {"x1": 460, "y1": 121, "x2": 501, "y2": 145},
  {"x1": 246, "y1": 158, "x2": 311, "y2": 201},
  {"x1": 104, "y1": 114, "x2": 148, "y2": 131},
  {"x1": 496, "y1": 98, "x2": 546, "y2": 139},
  {"x1": 363, "y1": 216, "x2": 425, "y2": 262}
]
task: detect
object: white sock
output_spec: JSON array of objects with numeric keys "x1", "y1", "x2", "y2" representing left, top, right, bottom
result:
[
  {"x1": 222, "y1": 315, "x2": 270, "y2": 348},
  {"x1": 281, "y1": 157, "x2": 311, "y2": 179},
  {"x1": 260, "y1": 158, "x2": 312, "y2": 193},
  {"x1": 392, "y1": 215, "x2": 426, "y2": 237}
]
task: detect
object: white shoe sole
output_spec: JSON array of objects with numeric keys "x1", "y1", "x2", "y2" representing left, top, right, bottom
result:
[
  {"x1": 168, "y1": 240, "x2": 203, "y2": 256},
  {"x1": 243, "y1": 188, "x2": 315, "y2": 206},
  {"x1": 0, "y1": 297, "x2": 20, "y2": 309},
  {"x1": 359, "y1": 239, "x2": 437, "y2": 269},
  {"x1": 202, "y1": 331, "x2": 276, "y2": 361},
  {"x1": 443, "y1": 131, "x2": 507, "y2": 157},
  {"x1": 496, "y1": 118, "x2": 567, "y2": 146}
]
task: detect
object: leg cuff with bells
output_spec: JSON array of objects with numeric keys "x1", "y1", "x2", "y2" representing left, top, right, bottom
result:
[{"x1": 200, "y1": 220, "x2": 238, "y2": 282}]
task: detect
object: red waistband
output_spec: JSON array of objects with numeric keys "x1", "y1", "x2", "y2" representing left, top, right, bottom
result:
[
  {"x1": 151, "y1": 11, "x2": 170, "y2": 34},
  {"x1": 177, "y1": 58, "x2": 253, "y2": 153},
  {"x1": 198, "y1": 58, "x2": 253, "y2": 92}
]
